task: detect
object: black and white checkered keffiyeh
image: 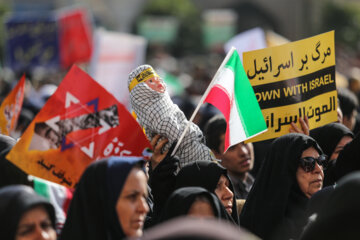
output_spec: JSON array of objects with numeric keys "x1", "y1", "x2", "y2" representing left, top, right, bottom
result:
[{"x1": 129, "y1": 65, "x2": 212, "y2": 166}]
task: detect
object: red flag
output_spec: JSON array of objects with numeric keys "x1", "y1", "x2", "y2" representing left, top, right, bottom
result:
[
  {"x1": 7, "y1": 65, "x2": 150, "y2": 188},
  {"x1": 0, "y1": 75, "x2": 25, "y2": 136},
  {"x1": 58, "y1": 8, "x2": 93, "y2": 68}
]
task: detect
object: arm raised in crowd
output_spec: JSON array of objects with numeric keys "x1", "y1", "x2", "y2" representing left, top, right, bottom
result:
[
  {"x1": 149, "y1": 135, "x2": 169, "y2": 170},
  {"x1": 289, "y1": 115, "x2": 310, "y2": 135},
  {"x1": 147, "y1": 134, "x2": 179, "y2": 226}
]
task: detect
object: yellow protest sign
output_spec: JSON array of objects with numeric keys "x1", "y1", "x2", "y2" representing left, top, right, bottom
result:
[{"x1": 243, "y1": 31, "x2": 337, "y2": 142}]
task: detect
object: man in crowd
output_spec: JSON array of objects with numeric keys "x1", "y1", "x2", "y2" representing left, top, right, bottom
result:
[{"x1": 204, "y1": 115, "x2": 255, "y2": 200}]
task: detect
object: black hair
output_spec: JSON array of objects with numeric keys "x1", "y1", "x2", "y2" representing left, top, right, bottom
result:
[
  {"x1": 338, "y1": 88, "x2": 358, "y2": 118},
  {"x1": 203, "y1": 114, "x2": 226, "y2": 153}
]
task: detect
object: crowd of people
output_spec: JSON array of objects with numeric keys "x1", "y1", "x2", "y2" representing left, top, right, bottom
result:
[{"x1": 1, "y1": 59, "x2": 360, "y2": 240}]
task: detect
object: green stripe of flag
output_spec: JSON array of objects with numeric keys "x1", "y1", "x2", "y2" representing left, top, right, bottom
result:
[
  {"x1": 225, "y1": 51, "x2": 267, "y2": 137},
  {"x1": 34, "y1": 179, "x2": 50, "y2": 200}
]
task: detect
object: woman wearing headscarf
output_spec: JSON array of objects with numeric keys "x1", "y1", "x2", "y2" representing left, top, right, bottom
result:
[
  {"x1": 60, "y1": 156, "x2": 149, "y2": 240},
  {"x1": 310, "y1": 122, "x2": 354, "y2": 186},
  {"x1": 175, "y1": 160, "x2": 239, "y2": 225},
  {"x1": 240, "y1": 133, "x2": 326, "y2": 240},
  {"x1": 159, "y1": 187, "x2": 231, "y2": 223},
  {"x1": 310, "y1": 123, "x2": 353, "y2": 161},
  {"x1": 333, "y1": 130, "x2": 360, "y2": 182},
  {"x1": 300, "y1": 171, "x2": 360, "y2": 239},
  {"x1": 0, "y1": 185, "x2": 56, "y2": 240}
]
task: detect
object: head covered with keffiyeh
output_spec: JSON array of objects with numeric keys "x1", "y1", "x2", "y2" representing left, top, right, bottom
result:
[{"x1": 128, "y1": 65, "x2": 212, "y2": 166}]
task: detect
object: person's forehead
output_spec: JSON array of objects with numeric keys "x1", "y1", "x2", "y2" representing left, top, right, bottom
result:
[
  {"x1": 301, "y1": 147, "x2": 319, "y2": 157},
  {"x1": 148, "y1": 75, "x2": 162, "y2": 81}
]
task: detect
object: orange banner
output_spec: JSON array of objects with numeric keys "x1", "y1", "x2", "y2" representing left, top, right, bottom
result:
[
  {"x1": 0, "y1": 75, "x2": 25, "y2": 136},
  {"x1": 6, "y1": 66, "x2": 151, "y2": 188}
]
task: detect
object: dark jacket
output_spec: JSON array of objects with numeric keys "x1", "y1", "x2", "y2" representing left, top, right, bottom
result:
[{"x1": 301, "y1": 171, "x2": 360, "y2": 239}]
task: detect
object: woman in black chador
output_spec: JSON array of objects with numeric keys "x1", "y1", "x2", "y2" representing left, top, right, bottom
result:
[
  {"x1": 240, "y1": 133, "x2": 326, "y2": 240},
  {"x1": 158, "y1": 187, "x2": 231, "y2": 223},
  {"x1": 175, "y1": 160, "x2": 239, "y2": 225},
  {"x1": 310, "y1": 122, "x2": 353, "y2": 186}
]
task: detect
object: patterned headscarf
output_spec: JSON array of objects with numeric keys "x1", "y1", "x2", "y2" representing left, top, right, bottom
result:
[{"x1": 128, "y1": 65, "x2": 212, "y2": 166}]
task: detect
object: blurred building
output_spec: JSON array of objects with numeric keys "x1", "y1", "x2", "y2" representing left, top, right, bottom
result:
[
  {"x1": 3, "y1": 0, "x2": 359, "y2": 42},
  {"x1": 193, "y1": 0, "x2": 322, "y2": 41}
]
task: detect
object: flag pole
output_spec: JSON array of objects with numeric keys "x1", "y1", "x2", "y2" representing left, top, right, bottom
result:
[{"x1": 171, "y1": 47, "x2": 236, "y2": 157}]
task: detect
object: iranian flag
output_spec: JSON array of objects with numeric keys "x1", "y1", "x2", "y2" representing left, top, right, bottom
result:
[
  {"x1": 204, "y1": 47, "x2": 267, "y2": 152},
  {"x1": 32, "y1": 176, "x2": 73, "y2": 235}
]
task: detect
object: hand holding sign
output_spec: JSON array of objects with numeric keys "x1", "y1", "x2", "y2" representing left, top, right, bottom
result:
[{"x1": 289, "y1": 116, "x2": 310, "y2": 136}]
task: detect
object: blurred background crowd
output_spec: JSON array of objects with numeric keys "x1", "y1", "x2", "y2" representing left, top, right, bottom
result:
[
  {"x1": 0, "y1": 0, "x2": 360, "y2": 132},
  {"x1": 1, "y1": 1, "x2": 360, "y2": 239},
  {"x1": 0, "y1": 0, "x2": 359, "y2": 173}
]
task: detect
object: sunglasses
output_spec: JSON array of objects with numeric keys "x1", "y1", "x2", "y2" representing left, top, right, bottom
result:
[{"x1": 299, "y1": 155, "x2": 328, "y2": 172}]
